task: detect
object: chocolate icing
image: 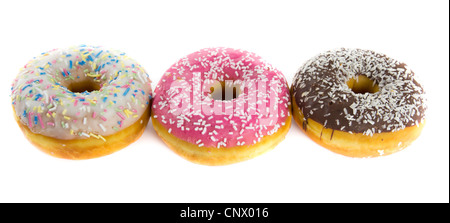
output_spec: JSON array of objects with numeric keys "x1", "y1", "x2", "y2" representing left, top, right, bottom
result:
[{"x1": 292, "y1": 48, "x2": 426, "y2": 135}]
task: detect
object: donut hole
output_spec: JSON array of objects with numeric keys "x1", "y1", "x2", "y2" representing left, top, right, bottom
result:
[
  {"x1": 346, "y1": 75, "x2": 379, "y2": 94},
  {"x1": 67, "y1": 79, "x2": 102, "y2": 93},
  {"x1": 210, "y1": 81, "x2": 241, "y2": 101}
]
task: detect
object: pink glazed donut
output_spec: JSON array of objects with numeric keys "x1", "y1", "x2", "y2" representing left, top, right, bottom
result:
[{"x1": 151, "y1": 48, "x2": 291, "y2": 165}]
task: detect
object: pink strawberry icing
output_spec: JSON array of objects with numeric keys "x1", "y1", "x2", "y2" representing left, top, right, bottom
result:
[{"x1": 152, "y1": 48, "x2": 291, "y2": 148}]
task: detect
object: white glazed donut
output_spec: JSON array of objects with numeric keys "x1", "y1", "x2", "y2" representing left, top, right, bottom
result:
[{"x1": 11, "y1": 45, "x2": 152, "y2": 159}]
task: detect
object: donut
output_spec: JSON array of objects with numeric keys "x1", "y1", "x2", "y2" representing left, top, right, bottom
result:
[
  {"x1": 152, "y1": 48, "x2": 291, "y2": 165},
  {"x1": 291, "y1": 48, "x2": 427, "y2": 157},
  {"x1": 10, "y1": 45, "x2": 152, "y2": 159}
]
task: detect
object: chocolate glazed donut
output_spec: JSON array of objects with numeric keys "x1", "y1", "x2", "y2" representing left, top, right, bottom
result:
[{"x1": 291, "y1": 48, "x2": 426, "y2": 157}]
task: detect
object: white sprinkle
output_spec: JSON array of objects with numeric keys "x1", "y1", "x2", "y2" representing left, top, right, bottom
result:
[
  {"x1": 99, "y1": 123, "x2": 106, "y2": 132},
  {"x1": 81, "y1": 132, "x2": 90, "y2": 138}
]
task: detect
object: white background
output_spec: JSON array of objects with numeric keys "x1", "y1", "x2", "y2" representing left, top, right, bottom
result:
[{"x1": 0, "y1": 0, "x2": 448, "y2": 203}]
